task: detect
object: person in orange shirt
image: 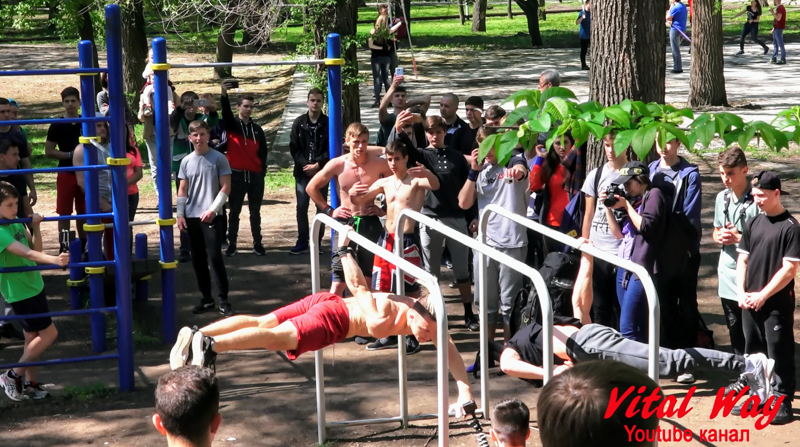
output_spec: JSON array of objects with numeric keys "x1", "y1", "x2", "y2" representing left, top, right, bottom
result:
[{"x1": 528, "y1": 131, "x2": 575, "y2": 229}]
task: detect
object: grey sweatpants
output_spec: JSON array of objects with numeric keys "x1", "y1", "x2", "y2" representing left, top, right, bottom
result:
[
  {"x1": 474, "y1": 246, "x2": 527, "y2": 326},
  {"x1": 420, "y1": 216, "x2": 471, "y2": 282},
  {"x1": 567, "y1": 324, "x2": 746, "y2": 378}
]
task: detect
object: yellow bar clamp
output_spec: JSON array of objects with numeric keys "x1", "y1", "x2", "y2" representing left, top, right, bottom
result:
[
  {"x1": 83, "y1": 223, "x2": 106, "y2": 232},
  {"x1": 78, "y1": 136, "x2": 96, "y2": 144},
  {"x1": 157, "y1": 218, "x2": 177, "y2": 226},
  {"x1": 107, "y1": 157, "x2": 131, "y2": 166},
  {"x1": 324, "y1": 58, "x2": 345, "y2": 66},
  {"x1": 85, "y1": 266, "x2": 106, "y2": 275},
  {"x1": 77, "y1": 72, "x2": 100, "y2": 76},
  {"x1": 150, "y1": 63, "x2": 171, "y2": 71},
  {"x1": 160, "y1": 260, "x2": 178, "y2": 270},
  {"x1": 66, "y1": 278, "x2": 86, "y2": 287}
]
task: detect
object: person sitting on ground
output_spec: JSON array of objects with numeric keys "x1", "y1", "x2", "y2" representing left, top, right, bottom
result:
[
  {"x1": 0, "y1": 183, "x2": 69, "y2": 401},
  {"x1": 153, "y1": 366, "x2": 221, "y2": 447},
  {"x1": 537, "y1": 360, "x2": 661, "y2": 447},
  {"x1": 490, "y1": 399, "x2": 531, "y2": 447},
  {"x1": 169, "y1": 227, "x2": 475, "y2": 416}
]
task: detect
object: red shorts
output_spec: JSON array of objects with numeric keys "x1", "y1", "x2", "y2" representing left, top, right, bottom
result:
[
  {"x1": 56, "y1": 172, "x2": 86, "y2": 216},
  {"x1": 272, "y1": 292, "x2": 350, "y2": 360},
  {"x1": 371, "y1": 231, "x2": 422, "y2": 293}
]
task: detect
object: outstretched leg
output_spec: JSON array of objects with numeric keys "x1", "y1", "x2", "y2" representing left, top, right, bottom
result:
[
  {"x1": 212, "y1": 321, "x2": 298, "y2": 353},
  {"x1": 199, "y1": 314, "x2": 279, "y2": 337}
]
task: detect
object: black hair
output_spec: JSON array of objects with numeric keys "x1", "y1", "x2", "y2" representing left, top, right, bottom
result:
[
  {"x1": 308, "y1": 88, "x2": 324, "y2": 100},
  {"x1": 0, "y1": 181, "x2": 20, "y2": 203},
  {"x1": 155, "y1": 366, "x2": 220, "y2": 445},
  {"x1": 385, "y1": 140, "x2": 408, "y2": 158},
  {"x1": 0, "y1": 139, "x2": 20, "y2": 155},
  {"x1": 236, "y1": 94, "x2": 255, "y2": 106},
  {"x1": 61, "y1": 87, "x2": 80, "y2": 101},
  {"x1": 491, "y1": 399, "x2": 530, "y2": 445},
  {"x1": 180, "y1": 91, "x2": 199, "y2": 104}
]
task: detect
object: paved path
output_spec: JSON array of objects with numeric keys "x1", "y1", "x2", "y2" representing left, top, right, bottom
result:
[{"x1": 271, "y1": 42, "x2": 800, "y2": 165}]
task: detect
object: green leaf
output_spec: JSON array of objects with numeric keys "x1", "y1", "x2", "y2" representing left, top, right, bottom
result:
[
  {"x1": 504, "y1": 106, "x2": 533, "y2": 127},
  {"x1": 660, "y1": 123, "x2": 690, "y2": 153},
  {"x1": 695, "y1": 121, "x2": 716, "y2": 148},
  {"x1": 613, "y1": 129, "x2": 636, "y2": 156},
  {"x1": 540, "y1": 87, "x2": 577, "y2": 104},
  {"x1": 646, "y1": 103, "x2": 663, "y2": 117},
  {"x1": 544, "y1": 97, "x2": 572, "y2": 121},
  {"x1": 620, "y1": 99, "x2": 633, "y2": 113},
  {"x1": 738, "y1": 125, "x2": 757, "y2": 150},
  {"x1": 630, "y1": 101, "x2": 651, "y2": 118},
  {"x1": 723, "y1": 129, "x2": 741, "y2": 148},
  {"x1": 589, "y1": 111, "x2": 606, "y2": 125},
  {"x1": 630, "y1": 123, "x2": 658, "y2": 161},
  {"x1": 505, "y1": 89, "x2": 541, "y2": 108},
  {"x1": 497, "y1": 131, "x2": 520, "y2": 165},
  {"x1": 529, "y1": 114, "x2": 551, "y2": 133},
  {"x1": 585, "y1": 122, "x2": 608, "y2": 140},
  {"x1": 692, "y1": 113, "x2": 712, "y2": 129},
  {"x1": 756, "y1": 122, "x2": 789, "y2": 151},
  {"x1": 576, "y1": 101, "x2": 603, "y2": 114},
  {"x1": 716, "y1": 112, "x2": 744, "y2": 130},
  {"x1": 572, "y1": 121, "x2": 589, "y2": 148},
  {"x1": 604, "y1": 105, "x2": 631, "y2": 129},
  {"x1": 715, "y1": 115, "x2": 729, "y2": 142},
  {"x1": 478, "y1": 134, "x2": 500, "y2": 162}
]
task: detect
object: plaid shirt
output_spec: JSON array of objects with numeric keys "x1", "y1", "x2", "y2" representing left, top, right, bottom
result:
[{"x1": 562, "y1": 144, "x2": 585, "y2": 197}]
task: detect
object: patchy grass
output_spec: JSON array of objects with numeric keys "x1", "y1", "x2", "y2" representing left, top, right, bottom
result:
[
  {"x1": 265, "y1": 168, "x2": 295, "y2": 193},
  {"x1": 61, "y1": 383, "x2": 117, "y2": 401}
]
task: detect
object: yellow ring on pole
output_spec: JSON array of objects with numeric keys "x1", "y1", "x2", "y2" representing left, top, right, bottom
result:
[
  {"x1": 324, "y1": 58, "x2": 345, "y2": 66},
  {"x1": 83, "y1": 223, "x2": 106, "y2": 232},
  {"x1": 107, "y1": 157, "x2": 131, "y2": 166},
  {"x1": 66, "y1": 279, "x2": 86, "y2": 287},
  {"x1": 85, "y1": 266, "x2": 106, "y2": 275},
  {"x1": 79, "y1": 136, "x2": 96, "y2": 144},
  {"x1": 77, "y1": 72, "x2": 100, "y2": 76},
  {"x1": 157, "y1": 218, "x2": 176, "y2": 226},
  {"x1": 160, "y1": 261, "x2": 178, "y2": 270},
  {"x1": 140, "y1": 275, "x2": 152, "y2": 281},
  {"x1": 150, "y1": 63, "x2": 171, "y2": 71}
]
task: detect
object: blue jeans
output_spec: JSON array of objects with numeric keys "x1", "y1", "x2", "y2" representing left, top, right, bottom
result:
[
  {"x1": 371, "y1": 56, "x2": 391, "y2": 100},
  {"x1": 670, "y1": 28, "x2": 684, "y2": 71},
  {"x1": 616, "y1": 268, "x2": 647, "y2": 343},
  {"x1": 772, "y1": 28, "x2": 786, "y2": 61}
]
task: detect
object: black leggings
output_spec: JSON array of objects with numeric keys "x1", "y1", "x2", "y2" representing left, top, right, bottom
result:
[
  {"x1": 186, "y1": 216, "x2": 229, "y2": 303},
  {"x1": 580, "y1": 39, "x2": 590, "y2": 66},
  {"x1": 740, "y1": 23, "x2": 767, "y2": 51}
]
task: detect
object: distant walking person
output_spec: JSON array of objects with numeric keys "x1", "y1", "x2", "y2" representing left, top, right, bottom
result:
[
  {"x1": 733, "y1": 0, "x2": 770, "y2": 55},
  {"x1": 666, "y1": 0, "x2": 688, "y2": 73},
  {"x1": 576, "y1": 1, "x2": 591, "y2": 70},
  {"x1": 769, "y1": 0, "x2": 786, "y2": 64}
]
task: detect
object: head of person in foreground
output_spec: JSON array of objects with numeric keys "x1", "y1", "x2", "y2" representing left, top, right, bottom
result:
[
  {"x1": 491, "y1": 399, "x2": 531, "y2": 447},
  {"x1": 537, "y1": 360, "x2": 661, "y2": 447},
  {"x1": 153, "y1": 366, "x2": 222, "y2": 447}
]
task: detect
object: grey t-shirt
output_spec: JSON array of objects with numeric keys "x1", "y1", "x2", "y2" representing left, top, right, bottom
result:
[
  {"x1": 178, "y1": 149, "x2": 232, "y2": 218},
  {"x1": 94, "y1": 142, "x2": 112, "y2": 203},
  {"x1": 476, "y1": 156, "x2": 529, "y2": 248},
  {"x1": 582, "y1": 164, "x2": 624, "y2": 255}
]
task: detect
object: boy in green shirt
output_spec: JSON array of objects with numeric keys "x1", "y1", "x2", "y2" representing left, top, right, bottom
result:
[{"x1": 0, "y1": 182, "x2": 68, "y2": 401}]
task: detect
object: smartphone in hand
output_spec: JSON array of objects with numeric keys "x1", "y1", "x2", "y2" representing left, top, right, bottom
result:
[
  {"x1": 193, "y1": 99, "x2": 210, "y2": 107},
  {"x1": 395, "y1": 67, "x2": 403, "y2": 77}
]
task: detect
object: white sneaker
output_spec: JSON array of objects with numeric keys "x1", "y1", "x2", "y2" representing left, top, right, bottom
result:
[
  {"x1": 169, "y1": 327, "x2": 195, "y2": 370},
  {"x1": 23, "y1": 382, "x2": 50, "y2": 400},
  {"x1": 1, "y1": 370, "x2": 27, "y2": 402},
  {"x1": 745, "y1": 353, "x2": 770, "y2": 402},
  {"x1": 676, "y1": 373, "x2": 696, "y2": 384}
]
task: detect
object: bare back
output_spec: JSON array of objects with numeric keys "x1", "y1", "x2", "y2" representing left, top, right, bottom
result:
[
  {"x1": 337, "y1": 154, "x2": 391, "y2": 216},
  {"x1": 343, "y1": 293, "x2": 413, "y2": 338}
]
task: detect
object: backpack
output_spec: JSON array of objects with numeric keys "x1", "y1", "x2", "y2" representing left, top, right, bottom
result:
[
  {"x1": 559, "y1": 164, "x2": 603, "y2": 239},
  {"x1": 722, "y1": 188, "x2": 755, "y2": 229},
  {"x1": 509, "y1": 251, "x2": 580, "y2": 335},
  {"x1": 655, "y1": 175, "x2": 698, "y2": 279},
  {"x1": 393, "y1": 17, "x2": 408, "y2": 39}
]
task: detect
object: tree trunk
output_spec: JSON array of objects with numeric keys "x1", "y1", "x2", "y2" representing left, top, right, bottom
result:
[
  {"x1": 515, "y1": 1, "x2": 543, "y2": 47},
  {"x1": 76, "y1": 0, "x2": 101, "y2": 97},
  {"x1": 507, "y1": 0, "x2": 513, "y2": 18},
  {"x1": 688, "y1": 0, "x2": 727, "y2": 107},
  {"x1": 214, "y1": 10, "x2": 239, "y2": 80},
  {"x1": 121, "y1": 0, "x2": 149, "y2": 112},
  {"x1": 472, "y1": 0, "x2": 487, "y2": 32},
  {"x1": 586, "y1": 0, "x2": 667, "y2": 171},
  {"x1": 47, "y1": 1, "x2": 58, "y2": 32},
  {"x1": 538, "y1": 0, "x2": 546, "y2": 20},
  {"x1": 242, "y1": 27, "x2": 253, "y2": 47},
  {"x1": 458, "y1": 0, "x2": 466, "y2": 25}
]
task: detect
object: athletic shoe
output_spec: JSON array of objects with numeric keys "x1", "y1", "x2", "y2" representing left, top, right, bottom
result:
[
  {"x1": 371, "y1": 100, "x2": 380, "y2": 108},
  {"x1": 219, "y1": 301, "x2": 234, "y2": 317},
  {"x1": 676, "y1": 373, "x2": 696, "y2": 384},
  {"x1": 671, "y1": 69, "x2": 683, "y2": 73},
  {"x1": 367, "y1": 337, "x2": 398, "y2": 351},
  {"x1": 777, "y1": 60, "x2": 786, "y2": 65},
  {"x1": 253, "y1": 244, "x2": 266, "y2": 256},
  {"x1": 225, "y1": 244, "x2": 237, "y2": 257},
  {"x1": 354, "y1": 336, "x2": 371, "y2": 345},
  {"x1": 190, "y1": 331, "x2": 217, "y2": 371},
  {"x1": 764, "y1": 46, "x2": 770, "y2": 55},
  {"x1": 736, "y1": 50, "x2": 744, "y2": 56},
  {"x1": 192, "y1": 301, "x2": 216, "y2": 314},
  {"x1": 221, "y1": 241, "x2": 229, "y2": 251},
  {"x1": 0, "y1": 324, "x2": 24, "y2": 341},
  {"x1": 747, "y1": 353, "x2": 770, "y2": 402},
  {"x1": 771, "y1": 59, "x2": 778, "y2": 64},
  {"x1": 725, "y1": 373, "x2": 749, "y2": 397},
  {"x1": 731, "y1": 398, "x2": 763, "y2": 416},
  {"x1": 464, "y1": 314, "x2": 480, "y2": 332},
  {"x1": 1, "y1": 370, "x2": 26, "y2": 402},
  {"x1": 289, "y1": 243, "x2": 309, "y2": 255},
  {"x1": 769, "y1": 398, "x2": 793, "y2": 425},
  {"x1": 581, "y1": 65, "x2": 590, "y2": 70},
  {"x1": 170, "y1": 326, "x2": 195, "y2": 369},
  {"x1": 406, "y1": 335, "x2": 421, "y2": 355},
  {"x1": 23, "y1": 382, "x2": 50, "y2": 400}
]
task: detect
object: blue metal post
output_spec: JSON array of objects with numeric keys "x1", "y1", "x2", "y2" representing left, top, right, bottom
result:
[
  {"x1": 135, "y1": 233, "x2": 148, "y2": 302},
  {"x1": 151, "y1": 37, "x2": 177, "y2": 344},
  {"x1": 69, "y1": 239, "x2": 83, "y2": 310},
  {"x1": 105, "y1": 4, "x2": 134, "y2": 392},
  {"x1": 78, "y1": 40, "x2": 107, "y2": 354},
  {"x1": 326, "y1": 34, "x2": 343, "y2": 250}
]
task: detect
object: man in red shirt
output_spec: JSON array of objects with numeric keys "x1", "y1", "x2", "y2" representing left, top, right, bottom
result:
[{"x1": 769, "y1": 0, "x2": 786, "y2": 64}]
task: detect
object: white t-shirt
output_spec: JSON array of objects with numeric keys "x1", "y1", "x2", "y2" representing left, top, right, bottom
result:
[{"x1": 581, "y1": 164, "x2": 625, "y2": 255}]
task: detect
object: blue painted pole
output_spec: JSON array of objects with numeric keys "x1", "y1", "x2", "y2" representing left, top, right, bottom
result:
[
  {"x1": 105, "y1": 4, "x2": 134, "y2": 392},
  {"x1": 135, "y1": 233, "x2": 148, "y2": 302},
  {"x1": 79, "y1": 40, "x2": 107, "y2": 355},
  {"x1": 69, "y1": 239, "x2": 83, "y2": 310},
  {"x1": 152, "y1": 37, "x2": 177, "y2": 345},
  {"x1": 326, "y1": 34, "x2": 343, "y2": 251}
]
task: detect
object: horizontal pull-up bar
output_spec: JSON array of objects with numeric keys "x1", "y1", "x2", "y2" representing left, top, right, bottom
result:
[
  {"x1": 0, "y1": 67, "x2": 109, "y2": 77},
  {"x1": 0, "y1": 164, "x2": 111, "y2": 177},
  {"x1": 0, "y1": 259, "x2": 114, "y2": 274},
  {"x1": 0, "y1": 306, "x2": 117, "y2": 322},
  {"x1": 0, "y1": 353, "x2": 119, "y2": 370},
  {"x1": 0, "y1": 116, "x2": 110, "y2": 127},
  {"x1": 0, "y1": 213, "x2": 114, "y2": 225},
  {"x1": 168, "y1": 59, "x2": 326, "y2": 69},
  {"x1": 104, "y1": 219, "x2": 158, "y2": 228}
]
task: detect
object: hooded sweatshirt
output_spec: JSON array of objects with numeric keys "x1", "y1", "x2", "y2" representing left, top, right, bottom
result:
[
  {"x1": 221, "y1": 94, "x2": 268, "y2": 174},
  {"x1": 648, "y1": 156, "x2": 702, "y2": 250}
]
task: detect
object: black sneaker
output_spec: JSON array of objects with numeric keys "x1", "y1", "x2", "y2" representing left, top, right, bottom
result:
[
  {"x1": 464, "y1": 314, "x2": 480, "y2": 332},
  {"x1": 406, "y1": 335, "x2": 421, "y2": 355},
  {"x1": 192, "y1": 301, "x2": 216, "y2": 314},
  {"x1": 0, "y1": 324, "x2": 24, "y2": 341},
  {"x1": 1, "y1": 370, "x2": 26, "y2": 402},
  {"x1": 253, "y1": 244, "x2": 266, "y2": 256},
  {"x1": 581, "y1": 64, "x2": 589, "y2": 70},
  {"x1": 371, "y1": 100, "x2": 380, "y2": 108},
  {"x1": 735, "y1": 50, "x2": 744, "y2": 56},
  {"x1": 771, "y1": 58, "x2": 778, "y2": 64},
  {"x1": 777, "y1": 60, "x2": 787, "y2": 65},
  {"x1": 289, "y1": 243, "x2": 309, "y2": 255},
  {"x1": 354, "y1": 336, "x2": 371, "y2": 345},
  {"x1": 219, "y1": 301, "x2": 234, "y2": 317},
  {"x1": 731, "y1": 398, "x2": 764, "y2": 416},
  {"x1": 725, "y1": 373, "x2": 749, "y2": 397},
  {"x1": 367, "y1": 337, "x2": 398, "y2": 351},
  {"x1": 190, "y1": 331, "x2": 217, "y2": 371},
  {"x1": 225, "y1": 244, "x2": 237, "y2": 257},
  {"x1": 671, "y1": 69, "x2": 684, "y2": 73},
  {"x1": 23, "y1": 382, "x2": 50, "y2": 400},
  {"x1": 769, "y1": 398, "x2": 793, "y2": 425},
  {"x1": 221, "y1": 241, "x2": 229, "y2": 251},
  {"x1": 764, "y1": 46, "x2": 770, "y2": 55},
  {"x1": 170, "y1": 326, "x2": 196, "y2": 369}
]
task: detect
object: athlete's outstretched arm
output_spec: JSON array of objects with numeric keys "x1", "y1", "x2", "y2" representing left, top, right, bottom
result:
[{"x1": 339, "y1": 228, "x2": 394, "y2": 335}]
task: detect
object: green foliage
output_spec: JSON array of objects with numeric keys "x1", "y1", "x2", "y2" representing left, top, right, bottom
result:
[
  {"x1": 0, "y1": 0, "x2": 105, "y2": 42},
  {"x1": 61, "y1": 383, "x2": 117, "y2": 401}
]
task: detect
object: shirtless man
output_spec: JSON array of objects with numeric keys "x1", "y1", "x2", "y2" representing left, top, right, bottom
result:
[
  {"x1": 170, "y1": 228, "x2": 474, "y2": 416},
  {"x1": 307, "y1": 122, "x2": 393, "y2": 295}
]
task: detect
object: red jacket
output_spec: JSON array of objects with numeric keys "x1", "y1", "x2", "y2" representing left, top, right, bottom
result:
[{"x1": 221, "y1": 94, "x2": 268, "y2": 173}]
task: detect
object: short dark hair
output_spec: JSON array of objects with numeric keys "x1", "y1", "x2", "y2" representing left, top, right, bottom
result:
[
  {"x1": 385, "y1": 140, "x2": 408, "y2": 158},
  {"x1": 538, "y1": 360, "x2": 661, "y2": 447},
  {"x1": 188, "y1": 120, "x2": 210, "y2": 134},
  {"x1": 0, "y1": 181, "x2": 20, "y2": 203},
  {"x1": 484, "y1": 105, "x2": 506, "y2": 121},
  {"x1": 0, "y1": 139, "x2": 20, "y2": 155},
  {"x1": 718, "y1": 146, "x2": 747, "y2": 168},
  {"x1": 61, "y1": 87, "x2": 80, "y2": 101},
  {"x1": 180, "y1": 91, "x2": 199, "y2": 104},
  {"x1": 465, "y1": 96, "x2": 484, "y2": 110},
  {"x1": 307, "y1": 88, "x2": 324, "y2": 100},
  {"x1": 424, "y1": 116, "x2": 447, "y2": 133},
  {"x1": 476, "y1": 126, "x2": 497, "y2": 144},
  {"x1": 155, "y1": 366, "x2": 220, "y2": 445},
  {"x1": 491, "y1": 399, "x2": 530, "y2": 445},
  {"x1": 394, "y1": 86, "x2": 407, "y2": 95},
  {"x1": 0, "y1": 98, "x2": 9, "y2": 107},
  {"x1": 237, "y1": 94, "x2": 255, "y2": 106},
  {"x1": 100, "y1": 72, "x2": 109, "y2": 89}
]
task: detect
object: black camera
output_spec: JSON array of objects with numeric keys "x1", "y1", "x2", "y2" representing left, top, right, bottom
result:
[{"x1": 602, "y1": 184, "x2": 625, "y2": 208}]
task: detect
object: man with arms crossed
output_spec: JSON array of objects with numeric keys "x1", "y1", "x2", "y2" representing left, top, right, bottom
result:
[
  {"x1": 307, "y1": 123, "x2": 392, "y2": 296},
  {"x1": 170, "y1": 228, "x2": 474, "y2": 415}
]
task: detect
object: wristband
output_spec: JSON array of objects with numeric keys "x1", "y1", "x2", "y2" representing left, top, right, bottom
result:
[
  {"x1": 209, "y1": 191, "x2": 229, "y2": 215},
  {"x1": 325, "y1": 206, "x2": 334, "y2": 216},
  {"x1": 177, "y1": 197, "x2": 187, "y2": 218},
  {"x1": 467, "y1": 169, "x2": 480, "y2": 182}
]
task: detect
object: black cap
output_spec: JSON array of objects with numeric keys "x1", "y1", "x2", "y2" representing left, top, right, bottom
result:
[
  {"x1": 614, "y1": 161, "x2": 650, "y2": 184},
  {"x1": 752, "y1": 171, "x2": 789, "y2": 195}
]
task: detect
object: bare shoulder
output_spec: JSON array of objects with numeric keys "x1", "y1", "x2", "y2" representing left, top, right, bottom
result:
[
  {"x1": 378, "y1": 293, "x2": 416, "y2": 308},
  {"x1": 326, "y1": 156, "x2": 347, "y2": 173}
]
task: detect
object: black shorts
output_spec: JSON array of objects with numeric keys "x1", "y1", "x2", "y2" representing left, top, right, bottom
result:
[
  {"x1": 331, "y1": 215, "x2": 383, "y2": 282},
  {"x1": 9, "y1": 290, "x2": 53, "y2": 333}
]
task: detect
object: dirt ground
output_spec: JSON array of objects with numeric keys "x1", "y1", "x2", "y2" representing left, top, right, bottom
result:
[{"x1": 2, "y1": 46, "x2": 800, "y2": 446}]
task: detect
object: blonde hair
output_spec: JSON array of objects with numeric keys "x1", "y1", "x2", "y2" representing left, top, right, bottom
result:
[{"x1": 345, "y1": 122, "x2": 369, "y2": 140}]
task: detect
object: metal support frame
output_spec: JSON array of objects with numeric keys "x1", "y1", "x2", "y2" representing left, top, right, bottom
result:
[
  {"x1": 395, "y1": 209, "x2": 553, "y2": 424},
  {"x1": 168, "y1": 60, "x2": 325, "y2": 69},
  {"x1": 479, "y1": 204, "x2": 661, "y2": 383},
  {"x1": 311, "y1": 214, "x2": 451, "y2": 447}
]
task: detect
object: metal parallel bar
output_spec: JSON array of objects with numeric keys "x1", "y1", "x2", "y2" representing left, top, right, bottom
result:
[
  {"x1": 395, "y1": 236, "x2": 409, "y2": 428},
  {"x1": 395, "y1": 208, "x2": 554, "y2": 424},
  {"x1": 168, "y1": 60, "x2": 325, "y2": 69},
  {"x1": 0, "y1": 306, "x2": 117, "y2": 322},
  {"x1": 102, "y1": 220, "x2": 158, "y2": 228},
  {"x1": 312, "y1": 214, "x2": 449, "y2": 447},
  {"x1": 0, "y1": 354, "x2": 118, "y2": 370},
  {"x1": 0, "y1": 212, "x2": 113, "y2": 225},
  {"x1": 0, "y1": 260, "x2": 113, "y2": 274},
  {"x1": 0, "y1": 67, "x2": 108, "y2": 76},
  {"x1": 106, "y1": 3, "x2": 135, "y2": 393},
  {"x1": 0, "y1": 116, "x2": 109, "y2": 127},
  {"x1": 0, "y1": 164, "x2": 110, "y2": 177},
  {"x1": 481, "y1": 204, "x2": 661, "y2": 382}
]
